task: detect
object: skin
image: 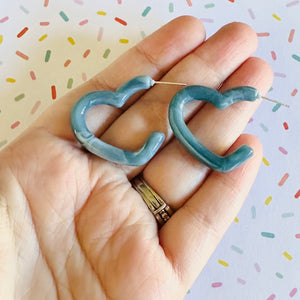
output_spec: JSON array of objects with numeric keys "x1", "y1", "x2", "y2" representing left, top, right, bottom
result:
[{"x1": 0, "y1": 16, "x2": 273, "y2": 300}]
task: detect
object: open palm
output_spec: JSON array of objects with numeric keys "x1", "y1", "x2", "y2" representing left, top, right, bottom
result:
[{"x1": 0, "y1": 17, "x2": 272, "y2": 300}]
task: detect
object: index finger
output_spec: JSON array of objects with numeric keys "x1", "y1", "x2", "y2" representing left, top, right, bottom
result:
[{"x1": 33, "y1": 16, "x2": 206, "y2": 141}]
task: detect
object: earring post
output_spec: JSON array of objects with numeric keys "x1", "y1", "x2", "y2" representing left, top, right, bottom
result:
[
  {"x1": 261, "y1": 96, "x2": 290, "y2": 108},
  {"x1": 154, "y1": 81, "x2": 187, "y2": 86},
  {"x1": 155, "y1": 81, "x2": 290, "y2": 108}
]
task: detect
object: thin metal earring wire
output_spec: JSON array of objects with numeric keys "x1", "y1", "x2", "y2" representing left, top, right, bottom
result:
[{"x1": 154, "y1": 81, "x2": 290, "y2": 108}]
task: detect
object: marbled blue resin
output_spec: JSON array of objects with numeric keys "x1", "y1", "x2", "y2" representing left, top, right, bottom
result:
[
  {"x1": 169, "y1": 85, "x2": 260, "y2": 172},
  {"x1": 72, "y1": 75, "x2": 260, "y2": 171},
  {"x1": 71, "y1": 75, "x2": 165, "y2": 166}
]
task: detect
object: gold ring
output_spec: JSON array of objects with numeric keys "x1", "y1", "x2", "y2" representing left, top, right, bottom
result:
[{"x1": 131, "y1": 175, "x2": 173, "y2": 226}]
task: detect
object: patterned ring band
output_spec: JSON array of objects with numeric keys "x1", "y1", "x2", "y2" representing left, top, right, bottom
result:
[{"x1": 131, "y1": 175, "x2": 173, "y2": 226}]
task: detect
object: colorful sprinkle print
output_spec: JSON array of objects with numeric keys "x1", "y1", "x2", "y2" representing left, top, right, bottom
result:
[
  {"x1": 17, "y1": 27, "x2": 29, "y2": 38},
  {"x1": 67, "y1": 37, "x2": 75, "y2": 45},
  {"x1": 0, "y1": 140, "x2": 8, "y2": 148},
  {"x1": 114, "y1": 17, "x2": 127, "y2": 26},
  {"x1": 262, "y1": 157, "x2": 270, "y2": 166},
  {"x1": 16, "y1": 50, "x2": 29, "y2": 60},
  {"x1": 231, "y1": 245, "x2": 243, "y2": 254},
  {"x1": 251, "y1": 206, "x2": 256, "y2": 219},
  {"x1": 237, "y1": 277, "x2": 246, "y2": 285},
  {"x1": 51, "y1": 85, "x2": 56, "y2": 100},
  {"x1": 11, "y1": 121, "x2": 20, "y2": 129},
  {"x1": 31, "y1": 101, "x2": 41, "y2": 114},
  {"x1": 186, "y1": 0, "x2": 193, "y2": 7},
  {"x1": 218, "y1": 259, "x2": 229, "y2": 267},
  {"x1": 261, "y1": 232, "x2": 275, "y2": 238},
  {"x1": 142, "y1": 6, "x2": 151, "y2": 17},
  {"x1": 64, "y1": 59, "x2": 71, "y2": 67},
  {"x1": 248, "y1": 8, "x2": 255, "y2": 19},
  {"x1": 286, "y1": 0, "x2": 300, "y2": 7},
  {"x1": 14, "y1": 93, "x2": 25, "y2": 102},
  {"x1": 103, "y1": 48, "x2": 111, "y2": 58},
  {"x1": 290, "y1": 288, "x2": 298, "y2": 297},
  {"x1": 292, "y1": 54, "x2": 300, "y2": 62},
  {"x1": 40, "y1": 21, "x2": 50, "y2": 26},
  {"x1": 272, "y1": 13, "x2": 281, "y2": 21},
  {"x1": 283, "y1": 122, "x2": 289, "y2": 130},
  {"x1": 97, "y1": 11, "x2": 107, "y2": 16},
  {"x1": 0, "y1": 2, "x2": 299, "y2": 300},
  {"x1": 59, "y1": 11, "x2": 69, "y2": 22},
  {"x1": 67, "y1": 78, "x2": 73, "y2": 89},
  {"x1": 264, "y1": 196, "x2": 273, "y2": 206},
  {"x1": 45, "y1": 50, "x2": 51, "y2": 62},
  {"x1": 288, "y1": 29, "x2": 295, "y2": 42},
  {"x1": 257, "y1": 32, "x2": 270, "y2": 37},
  {"x1": 254, "y1": 263, "x2": 261, "y2": 273},
  {"x1": 282, "y1": 212, "x2": 294, "y2": 218},
  {"x1": 278, "y1": 173, "x2": 289, "y2": 186},
  {"x1": 38, "y1": 34, "x2": 48, "y2": 42},
  {"x1": 79, "y1": 19, "x2": 88, "y2": 26},
  {"x1": 211, "y1": 282, "x2": 222, "y2": 288},
  {"x1": 0, "y1": 16, "x2": 9, "y2": 23},
  {"x1": 291, "y1": 88, "x2": 298, "y2": 96},
  {"x1": 283, "y1": 251, "x2": 293, "y2": 261}
]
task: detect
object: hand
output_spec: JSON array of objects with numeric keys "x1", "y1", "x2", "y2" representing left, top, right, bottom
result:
[{"x1": 0, "y1": 16, "x2": 272, "y2": 300}]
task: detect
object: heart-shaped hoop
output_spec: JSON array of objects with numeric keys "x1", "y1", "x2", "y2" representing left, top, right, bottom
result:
[
  {"x1": 169, "y1": 85, "x2": 260, "y2": 172},
  {"x1": 71, "y1": 75, "x2": 165, "y2": 166}
]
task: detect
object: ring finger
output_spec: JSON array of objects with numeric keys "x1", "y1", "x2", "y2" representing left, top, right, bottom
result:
[
  {"x1": 100, "y1": 22, "x2": 268, "y2": 184},
  {"x1": 143, "y1": 55, "x2": 273, "y2": 209}
]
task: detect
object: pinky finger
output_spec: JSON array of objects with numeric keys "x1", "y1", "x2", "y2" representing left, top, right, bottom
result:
[{"x1": 159, "y1": 134, "x2": 263, "y2": 290}]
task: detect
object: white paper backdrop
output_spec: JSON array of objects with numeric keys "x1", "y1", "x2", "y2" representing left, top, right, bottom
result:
[{"x1": 1, "y1": 1, "x2": 299, "y2": 299}]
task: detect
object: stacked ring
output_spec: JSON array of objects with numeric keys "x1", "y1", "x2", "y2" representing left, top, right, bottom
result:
[{"x1": 131, "y1": 175, "x2": 173, "y2": 226}]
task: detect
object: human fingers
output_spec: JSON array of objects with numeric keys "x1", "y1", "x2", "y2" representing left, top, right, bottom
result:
[
  {"x1": 32, "y1": 16, "x2": 205, "y2": 140},
  {"x1": 159, "y1": 134, "x2": 263, "y2": 292},
  {"x1": 141, "y1": 53, "x2": 272, "y2": 294},
  {"x1": 143, "y1": 56, "x2": 273, "y2": 209},
  {"x1": 100, "y1": 22, "x2": 258, "y2": 174}
]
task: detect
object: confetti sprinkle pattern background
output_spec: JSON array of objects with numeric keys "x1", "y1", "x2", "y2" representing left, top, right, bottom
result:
[{"x1": 1, "y1": 1, "x2": 300, "y2": 299}]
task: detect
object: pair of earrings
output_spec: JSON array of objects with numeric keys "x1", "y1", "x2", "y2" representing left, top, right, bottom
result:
[{"x1": 71, "y1": 75, "x2": 283, "y2": 172}]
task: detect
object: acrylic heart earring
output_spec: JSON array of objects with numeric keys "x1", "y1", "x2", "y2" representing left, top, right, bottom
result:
[
  {"x1": 168, "y1": 85, "x2": 259, "y2": 172},
  {"x1": 71, "y1": 75, "x2": 288, "y2": 170},
  {"x1": 71, "y1": 76, "x2": 165, "y2": 166}
]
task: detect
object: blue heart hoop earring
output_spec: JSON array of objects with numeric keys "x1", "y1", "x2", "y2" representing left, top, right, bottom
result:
[
  {"x1": 168, "y1": 85, "x2": 260, "y2": 172},
  {"x1": 71, "y1": 76, "x2": 165, "y2": 166},
  {"x1": 71, "y1": 75, "x2": 287, "y2": 170},
  {"x1": 168, "y1": 84, "x2": 288, "y2": 172}
]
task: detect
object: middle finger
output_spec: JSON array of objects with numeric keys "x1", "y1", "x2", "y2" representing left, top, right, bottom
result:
[{"x1": 100, "y1": 22, "x2": 258, "y2": 176}]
